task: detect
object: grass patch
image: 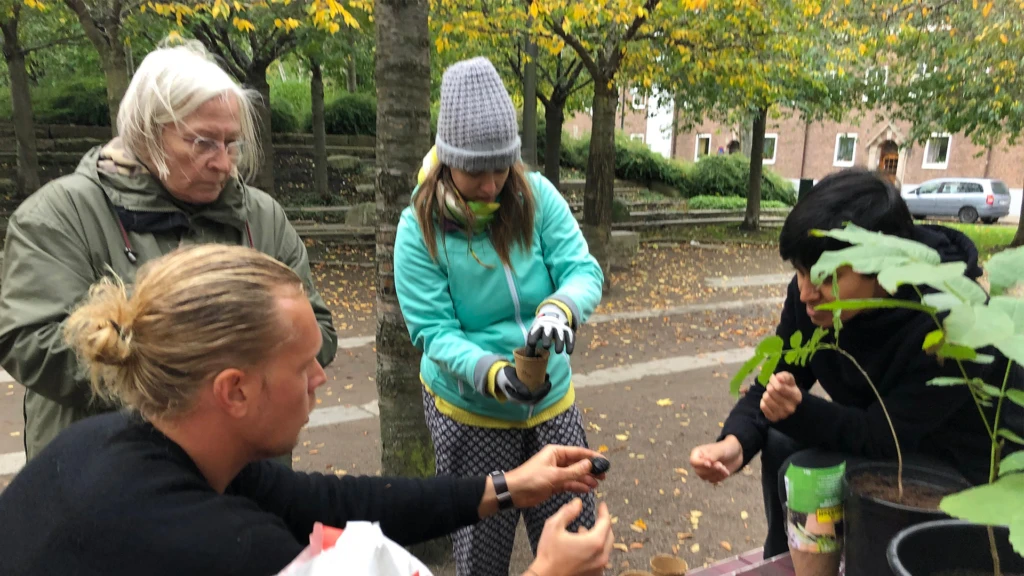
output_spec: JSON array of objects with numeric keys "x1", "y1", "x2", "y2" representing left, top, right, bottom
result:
[
  {"x1": 938, "y1": 222, "x2": 1015, "y2": 261},
  {"x1": 641, "y1": 223, "x2": 781, "y2": 245}
]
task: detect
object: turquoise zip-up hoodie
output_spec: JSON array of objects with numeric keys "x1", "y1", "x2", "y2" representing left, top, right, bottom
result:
[{"x1": 394, "y1": 171, "x2": 603, "y2": 426}]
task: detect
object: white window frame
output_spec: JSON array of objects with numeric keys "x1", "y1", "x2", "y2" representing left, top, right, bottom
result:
[
  {"x1": 922, "y1": 133, "x2": 951, "y2": 170},
  {"x1": 630, "y1": 89, "x2": 645, "y2": 110},
  {"x1": 833, "y1": 133, "x2": 858, "y2": 167},
  {"x1": 762, "y1": 133, "x2": 778, "y2": 165},
  {"x1": 630, "y1": 133, "x2": 645, "y2": 143},
  {"x1": 695, "y1": 133, "x2": 712, "y2": 161}
]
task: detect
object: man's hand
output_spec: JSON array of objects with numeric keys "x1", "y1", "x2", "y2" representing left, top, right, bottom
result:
[
  {"x1": 689, "y1": 436, "x2": 744, "y2": 484},
  {"x1": 505, "y1": 445, "x2": 605, "y2": 509},
  {"x1": 527, "y1": 499, "x2": 613, "y2": 576},
  {"x1": 760, "y1": 371, "x2": 802, "y2": 422}
]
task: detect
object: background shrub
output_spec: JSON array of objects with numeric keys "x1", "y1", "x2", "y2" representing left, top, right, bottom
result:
[
  {"x1": 689, "y1": 153, "x2": 796, "y2": 205},
  {"x1": 559, "y1": 132, "x2": 692, "y2": 196},
  {"x1": 270, "y1": 99, "x2": 301, "y2": 134},
  {"x1": 322, "y1": 92, "x2": 376, "y2": 135},
  {"x1": 34, "y1": 78, "x2": 109, "y2": 126}
]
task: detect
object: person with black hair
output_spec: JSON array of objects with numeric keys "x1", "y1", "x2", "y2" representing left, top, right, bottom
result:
[{"x1": 688, "y1": 168, "x2": 1023, "y2": 558}]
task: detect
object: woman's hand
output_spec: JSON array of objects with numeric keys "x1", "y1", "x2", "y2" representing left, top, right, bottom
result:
[
  {"x1": 506, "y1": 445, "x2": 604, "y2": 509},
  {"x1": 526, "y1": 499, "x2": 613, "y2": 576},
  {"x1": 528, "y1": 304, "x2": 575, "y2": 355},
  {"x1": 689, "y1": 435, "x2": 744, "y2": 484}
]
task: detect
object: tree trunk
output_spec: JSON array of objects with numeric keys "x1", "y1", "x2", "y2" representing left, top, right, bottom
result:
[
  {"x1": 521, "y1": 33, "x2": 538, "y2": 167},
  {"x1": 543, "y1": 99, "x2": 564, "y2": 192},
  {"x1": 247, "y1": 70, "x2": 276, "y2": 194},
  {"x1": 100, "y1": 41, "x2": 129, "y2": 135},
  {"x1": 743, "y1": 107, "x2": 768, "y2": 231},
  {"x1": 375, "y1": 0, "x2": 448, "y2": 563},
  {"x1": 0, "y1": 14, "x2": 40, "y2": 196},
  {"x1": 310, "y1": 59, "x2": 329, "y2": 202},
  {"x1": 582, "y1": 80, "x2": 616, "y2": 291}
]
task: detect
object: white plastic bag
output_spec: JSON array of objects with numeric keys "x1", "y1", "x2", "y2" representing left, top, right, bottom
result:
[{"x1": 276, "y1": 522, "x2": 433, "y2": 576}]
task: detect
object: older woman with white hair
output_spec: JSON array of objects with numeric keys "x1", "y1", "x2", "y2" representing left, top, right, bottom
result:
[{"x1": 0, "y1": 38, "x2": 338, "y2": 460}]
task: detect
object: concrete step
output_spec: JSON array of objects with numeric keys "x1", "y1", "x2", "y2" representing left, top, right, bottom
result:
[{"x1": 614, "y1": 216, "x2": 787, "y2": 230}]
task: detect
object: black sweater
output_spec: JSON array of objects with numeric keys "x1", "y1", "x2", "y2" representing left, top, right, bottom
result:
[
  {"x1": 0, "y1": 412, "x2": 486, "y2": 576},
  {"x1": 721, "y1": 225, "x2": 1024, "y2": 484}
]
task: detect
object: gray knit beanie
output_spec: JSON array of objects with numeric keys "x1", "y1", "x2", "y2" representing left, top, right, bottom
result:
[{"x1": 435, "y1": 57, "x2": 521, "y2": 173}]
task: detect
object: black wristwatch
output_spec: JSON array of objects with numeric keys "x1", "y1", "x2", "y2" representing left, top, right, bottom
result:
[{"x1": 489, "y1": 470, "x2": 515, "y2": 511}]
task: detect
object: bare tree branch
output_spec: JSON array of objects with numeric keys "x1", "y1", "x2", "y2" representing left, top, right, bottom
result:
[
  {"x1": 551, "y1": 21, "x2": 599, "y2": 79},
  {"x1": 63, "y1": 0, "x2": 111, "y2": 53},
  {"x1": 22, "y1": 32, "x2": 86, "y2": 54}
]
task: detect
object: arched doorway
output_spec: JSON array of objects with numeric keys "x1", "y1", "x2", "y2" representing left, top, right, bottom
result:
[
  {"x1": 878, "y1": 140, "x2": 899, "y2": 184},
  {"x1": 727, "y1": 140, "x2": 741, "y2": 154}
]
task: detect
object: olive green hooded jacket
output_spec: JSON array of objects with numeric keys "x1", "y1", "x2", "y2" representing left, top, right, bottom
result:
[{"x1": 0, "y1": 144, "x2": 338, "y2": 459}]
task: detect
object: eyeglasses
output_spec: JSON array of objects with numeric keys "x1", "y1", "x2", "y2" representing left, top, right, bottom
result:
[{"x1": 179, "y1": 134, "x2": 246, "y2": 162}]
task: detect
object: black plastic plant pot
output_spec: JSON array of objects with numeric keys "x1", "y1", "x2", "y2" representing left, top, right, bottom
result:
[
  {"x1": 888, "y1": 519, "x2": 1023, "y2": 576},
  {"x1": 844, "y1": 462, "x2": 971, "y2": 576}
]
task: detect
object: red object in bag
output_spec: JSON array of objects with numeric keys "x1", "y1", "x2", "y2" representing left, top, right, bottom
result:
[{"x1": 320, "y1": 525, "x2": 344, "y2": 550}]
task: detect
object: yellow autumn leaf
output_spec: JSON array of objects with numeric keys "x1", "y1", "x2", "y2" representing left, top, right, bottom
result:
[
  {"x1": 233, "y1": 17, "x2": 255, "y2": 32},
  {"x1": 598, "y1": 444, "x2": 609, "y2": 453},
  {"x1": 690, "y1": 543, "x2": 700, "y2": 553},
  {"x1": 656, "y1": 398, "x2": 673, "y2": 407},
  {"x1": 615, "y1": 434, "x2": 628, "y2": 441},
  {"x1": 631, "y1": 518, "x2": 647, "y2": 532},
  {"x1": 166, "y1": 29, "x2": 183, "y2": 42},
  {"x1": 982, "y1": 1, "x2": 992, "y2": 17},
  {"x1": 613, "y1": 542, "x2": 629, "y2": 552},
  {"x1": 721, "y1": 541, "x2": 733, "y2": 552},
  {"x1": 741, "y1": 510, "x2": 749, "y2": 520},
  {"x1": 858, "y1": 43, "x2": 867, "y2": 56},
  {"x1": 562, "y1": 16, "x2": 570, "y2": 33},
  {"x1": 1000, "y1": 33, "x2": 1008, "y2": 44}
]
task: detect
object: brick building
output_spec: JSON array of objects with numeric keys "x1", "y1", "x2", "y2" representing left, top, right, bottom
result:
[{"x1": 564, "y1": 94, "x2": 1024, "y2": 220}]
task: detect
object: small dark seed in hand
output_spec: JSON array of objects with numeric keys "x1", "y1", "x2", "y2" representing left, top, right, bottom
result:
[{"x1": 590, "y1": 456, "x2": 610, "y2": 475}]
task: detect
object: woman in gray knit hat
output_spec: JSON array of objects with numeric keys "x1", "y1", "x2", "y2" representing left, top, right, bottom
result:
[{"x1": 394, "y1": 56, "x2": 608, "y2": 575}]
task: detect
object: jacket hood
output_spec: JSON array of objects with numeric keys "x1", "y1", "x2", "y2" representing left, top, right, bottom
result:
[
  {"x1": 74, "y1": 144, "x2": 248, "y2": 231},
  {"x1": 913, "y1": 224, "x2": 983, "y2": 280}
]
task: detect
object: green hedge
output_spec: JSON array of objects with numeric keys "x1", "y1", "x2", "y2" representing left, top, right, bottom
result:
[
  {"x1": 688, "y1": 195, "x2": 789, "y2": 210},
  {"x1": 559, "y1": 133, "x2": 692, "y2": 196},
  {"x1": 270, "y1": 99, "x2": 302, "y2": 134},
  {"x1": 34, "y1": 78, "x2": 110, "y2": 127},
  {"x1": 321, "y1": 92, "x2": 376, "y2": 136},
  {"x1": 689, "y1": 154, "x2": 796, "y2": 205}
]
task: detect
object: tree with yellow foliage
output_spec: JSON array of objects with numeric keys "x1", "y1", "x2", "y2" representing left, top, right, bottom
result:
[
  {"x1": 857, "y1": 1, "x2": 1024, "y2": 244},
  {"x1": 665, "y1": 0, "x2": 867, "y2": 229}
]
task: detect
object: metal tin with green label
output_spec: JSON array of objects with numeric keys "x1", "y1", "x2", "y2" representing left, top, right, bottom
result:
[{"x1": 784, "y1": 461, "x2": 846, "y2": 554}]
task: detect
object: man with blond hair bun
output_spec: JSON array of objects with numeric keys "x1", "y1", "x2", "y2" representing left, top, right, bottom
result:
[
  {"x1": 0, "y1": 245, "x2": 614, "y2": 576},
  {"x1": 0, "y1": 38, "x2": 337, "y2": 460}
]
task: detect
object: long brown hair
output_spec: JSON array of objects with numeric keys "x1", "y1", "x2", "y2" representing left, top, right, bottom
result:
[{"x1": 413, "y1": 162, "x2": 535, "y2": 268}]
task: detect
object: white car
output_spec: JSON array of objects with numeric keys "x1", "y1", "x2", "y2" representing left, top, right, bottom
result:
[{"x1": 902, "y1": 178, "x2": 1011, "y2": 224}]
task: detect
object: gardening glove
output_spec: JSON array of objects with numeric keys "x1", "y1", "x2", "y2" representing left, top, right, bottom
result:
[
  {"x1": 488, "y1": 362, "x2": 552, "y2": 405},
  {"x1": 528, "y1": 303, "x2": 575, "y2": 355}
]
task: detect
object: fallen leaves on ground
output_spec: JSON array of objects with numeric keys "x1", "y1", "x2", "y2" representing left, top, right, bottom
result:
[
  {"x1": 656, "y1": 398, "x2": 673, "y2": 406},
  {"x1": 630, "y1": 519, "x2": 648, "y2": 533}
]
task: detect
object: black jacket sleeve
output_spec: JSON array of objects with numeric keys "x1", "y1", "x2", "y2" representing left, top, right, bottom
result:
[
  {"x1": 720, "y1": 277, "x2": 816, "y2": 465},
  {"x1": 770, "y1": 320, "x2": 979, "y2": 459},
  {"x1": 228, "y1": 462, "x2": 487, "y2": 546}
]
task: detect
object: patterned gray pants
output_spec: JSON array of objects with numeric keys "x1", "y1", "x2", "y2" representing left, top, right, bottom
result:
[{"x1": 422, "y1": 388, "x2": 597, "y2": 576}]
